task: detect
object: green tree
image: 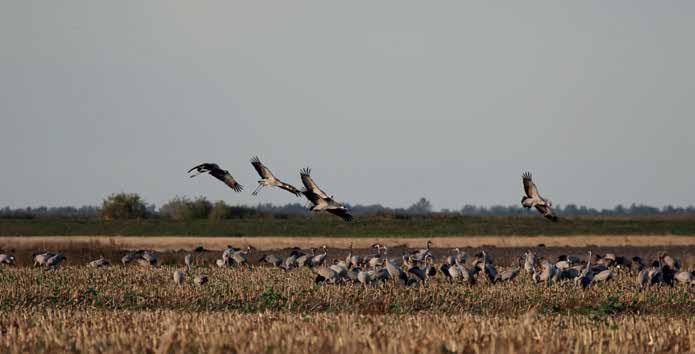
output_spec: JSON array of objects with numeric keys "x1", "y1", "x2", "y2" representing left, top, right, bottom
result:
[
  {"x1": 160, "y1": 196, "x2": 212, "y2": 220},
  {"x1": 209, "y1": 200, "x2": 232, "y2": 220},
  {"x1": 101, "y1": 193, "x2": 149, "y2": 220}
]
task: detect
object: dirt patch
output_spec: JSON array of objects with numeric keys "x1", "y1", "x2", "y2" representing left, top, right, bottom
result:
[{"x1": 0, "y1": 235, "x2": 692, "y2": 252}]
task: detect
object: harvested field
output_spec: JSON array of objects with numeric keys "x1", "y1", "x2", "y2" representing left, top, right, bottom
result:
[
  {"x1": 1, "y1": 310, "x2": 692, "y2": 354},
  {"x1": 0, "y1": 237, "x2": 693, "y2": 353}
]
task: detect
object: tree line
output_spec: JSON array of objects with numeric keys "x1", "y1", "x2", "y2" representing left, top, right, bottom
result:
[{"x1": 1, "y1": 193, "x2": 694, "y2": 220}]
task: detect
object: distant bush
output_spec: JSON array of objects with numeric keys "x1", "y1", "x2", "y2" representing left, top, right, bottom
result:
[
  {"x1": 406, "y1": 197, "x2": 432, "y2": 215},
  {"x1": 160, "y1": 196, "x2": 212, "y2": 220},
  {"x1": 225, "y1": 205, "x2": 262, "y2": 219},
  {"x1": 209, "y1": 201, "x2": 233, "y2": 220},
  {"x1": 189, "y1": 197, "x2": 212, "y2": 219},
  {"x1": 100, "y1": 193, "x2": 150, "y2": 220}
]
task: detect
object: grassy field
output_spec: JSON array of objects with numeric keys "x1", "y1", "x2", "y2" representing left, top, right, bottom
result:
[
  {"x1": 2, "y1": 215, "x2": 695, "y2": 236},
  {"x1": 0, "y1": 237, "x2": 693, "y2": 353}
]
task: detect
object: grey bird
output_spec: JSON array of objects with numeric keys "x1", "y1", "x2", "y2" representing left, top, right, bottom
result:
[
  {"x1": 632, "y1": 256, "x2": 646, "y2": 272},
  {"x1": 194, "y1": 275, "x2": 208, "y2": 286},
  {"x1": 259, "y1": 254, "x2": 284, "y2": 268},
  {"x1": 404, "y1": 256, "x2": 426, "y2": 284},
  {"x1": 314, "y1": 266, "x2": 339, "y2": 285},
  {"x1": 282, "y1": 250, "x2": 302, "y2": 270},
  {"x1": 33, "y1": 252, "x2": 55, "y2": 267},
  {"x1": 648, "y1": 260, "x2": 664, "y2": 286},
  {"x1": 636, "y1": 269, "x2": 649, "y2": 290},
  {"x1": 173, "y1": 270, "x2": 185, "y2": 286},
  {"x1": 523, "y1": 250, "x2": 536, "y2": 274},
  {"x1": 345, "y1": 267, "x2": 360, "y2": 283},
  {"x1": 250, "y1": 156, "x2": 302, "y2": 197},
  {"x1": 0, "y1": 254, "x2": 15, "y2": 265},
  {"x1": 346, "y1": 244, "x2": 362, "y2": 269},
  {"x1": 370, "y1": 268, "x2": 390, "y2": 283},
  {"x1": 367, "y1": 244, "x2": 385, "y2": 269},
  {"x1": 424, "y1": 255, "x2": 437, "y2": 280},
  {"x1": 614, "y1": 256, "x2": 632, "y2": 270},
  {"x1": 447, "y1": 262, "x2": 462, "y2": 282},
  {"x1": 299, "y1": 168, "x2": 352, "y2": 221},
  {"x1": 535, "y1": 260, "x2": 558, "y2": 286},
  {"x1": 230, "y1": 246, "x2": 253, "y2": 267},
  {"x1": 311, "y1": 245, "x2": 328, "y2": 267},
  {"x1": 555, "y1": 260, "x2": 571, "y2": 271},
  {"x1": 356, "y1": 269, "x2": 371, "y2": 288},
  {"x1": 674, "y1": 271, "x2": 694, "y2": 286},
  {"x1": 521, "y1": 172, "x2": 558, "y2": 221},
  {"x1": 557, "y1": 254, "x2": 581, "y2": 264},
  {"x1": 188, "y1": 163, "x2": 243, "y2": 192},
  {"x1": 660, "y1": 253, "x2": 680, "y2": 271},
  {"x1": 296, "y1": 249, "x2": 313, "y2": 268},
  {"x1": 592, "y1": 269, "x2": 613, "y2": 284},
  {"x1": 46, "y1": 254, "x2": 66, "y2": 269},
  {"x1": 575, "y1": 251, "x2": 594, "y2": 289},
  {"x1": 141, "y1": 251, "x2": 157, "y2": 266},
  {"x1": 329, "y1": 261, "x2": 349, "y2": 281},
  {"x1": 495, "y1": 267, "x2": 520, "y2": 283},
  {"x1": 461, "y1": 265, "x2": 479, "y2": 286},
  {"x1": 384, "y1": 259, "x2": 409, "y2": 285},
  {"x1": 558, "y1": 268, "x2": 580, "y2": 280},
  {"x1": 121, "y1": 252, "x2": 139, "y2": 265},
  {"x1": 477, "y1": 250, "x2": 497, "y2": 283},
  {"x1": 222, "y1": 246, "x2": 240, "y2": 266},
  {"x1": 88, "y1": 257, "x2": 110, "y2": 268},
  {"x1": 444, "y1": 248, "x2": 467, "y2": 266},
  {"x1": 185, "y1": 254, "x2": 193, "y2": 272},
  {"x1": 410, "y1": 240, "x2": 433, "y2": 262},
  {"x1": 595, "y1": 254, "x2": 616, "y2": 268}
]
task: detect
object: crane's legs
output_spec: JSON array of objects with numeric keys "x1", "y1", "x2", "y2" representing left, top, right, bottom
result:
[{"x1": 251, "y1": 184, "x2": 264, "y2": 196}]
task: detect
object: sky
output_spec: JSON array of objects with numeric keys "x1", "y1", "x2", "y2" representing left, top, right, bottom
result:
[{"x1": 1, "y1": 2, "x2": 694, "y2": 210}]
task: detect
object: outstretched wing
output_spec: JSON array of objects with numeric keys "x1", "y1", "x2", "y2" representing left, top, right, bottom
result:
[
  {"x1": 301, "y1": 189, "x2": 322, "y2": 206},
  {"x1": 277, "y1": 181, "x2": 302, "y2": 197},
  {"x1": 522, "y1": 172, "x2": 540, "y2": 198},
  {"x1": 534, "y1": 204, "x2": 558, "y2": 222},
  {"x1": 250, "y1": 156, "x2": 275, "y2": 179},
  {"x1": 188, "y1": 163, "x2": 220, "y2": 175},
  {"x1": 300, "y1": 168, "x2": 330, "y2": 199},
  {"x1": 327, "y1": 208, "x2": 353, "y2": 222},
  {"x1": 208, "y1": 168, "x2": 244, "y2": 192}
]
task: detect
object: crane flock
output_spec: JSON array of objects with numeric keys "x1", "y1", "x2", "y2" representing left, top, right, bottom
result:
[
  {"x1": 189, "y1": 155, "x2": 560, "y2": 222},
  {"x1": 190, "y1": 157, "x2": 353, "y2": 221},
  {"x1": 2, "y1": 243, "x2": 691, "y2": 291},
  {"x1": 0, "y1": 158, "x2": 689, "y2": 293}
]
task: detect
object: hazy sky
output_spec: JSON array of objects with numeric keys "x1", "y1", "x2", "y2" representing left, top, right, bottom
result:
[{"x1": 2, "y1": 2, "x2": 694, "y2": 210}]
